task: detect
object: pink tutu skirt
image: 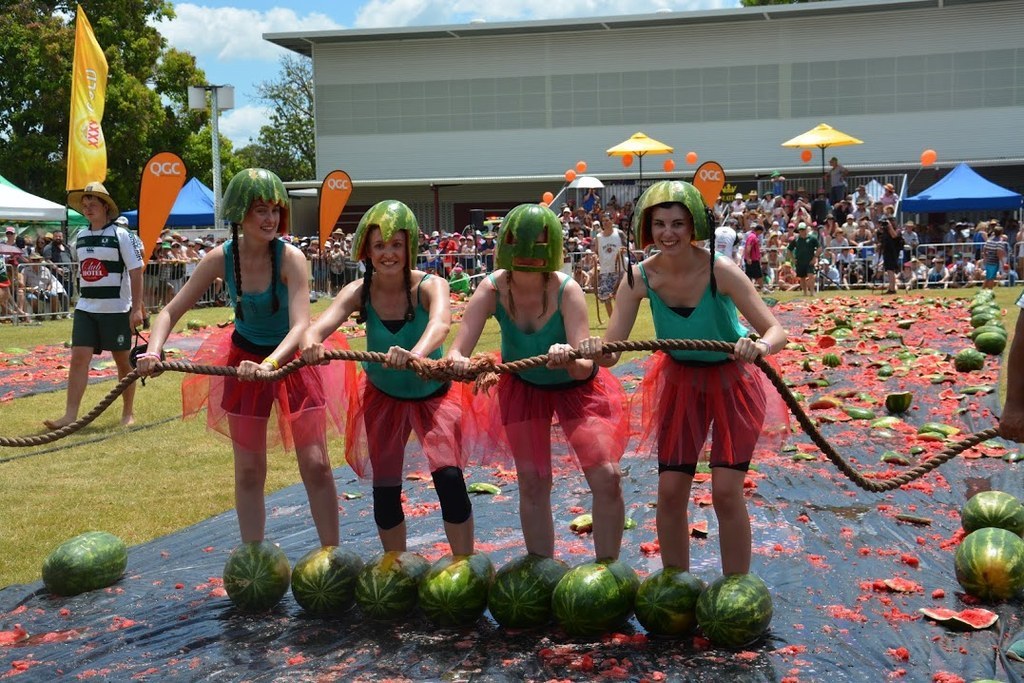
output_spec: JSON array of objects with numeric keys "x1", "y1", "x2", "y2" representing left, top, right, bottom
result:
[
  {"x1": 341, "y1": 376, "x2": 482, "y2": 486},
  {"x1": 473, "y1": 364, "x2": 629, "y2": 476},
  {"x1": 633, "y1": 352, "x2": 789, "y2": 468},
  {"x1": 181, "y1": 326, "x2": 353, "y2": 453}
]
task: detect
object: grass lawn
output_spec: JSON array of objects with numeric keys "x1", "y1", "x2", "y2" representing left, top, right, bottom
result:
[{"x1": 0, "y1": 286, "x2": 1018, "y2": 587}]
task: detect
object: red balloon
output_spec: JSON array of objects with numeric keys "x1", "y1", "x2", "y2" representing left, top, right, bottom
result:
[
  {"x1": 622, "y1": 155, "x2": 634, "y2": 168},
  {"x1": 575, "y1": 160, "x2": 588, "y2": 174},
  {"x1": 539, "y1": 202, "x2": 549, "y2": 208},
  {"x1": 685, "y1": 151, "x2": 698, "y2": 165},
  {"x1": 663, "y1": 159, "x2": 676, "y2": 172},
  {"x1": 565, "y1": 169, "x2": 577, "y2": 183},
  {"x1": 542, "y1": 191, "x2": 554, "y2": 204},
  {"x1": 920, "y1": 149, "x2": 937, "y2": 167},
  {"x1": 800, "y1": 150, "x2": 813, "y2": 163}
]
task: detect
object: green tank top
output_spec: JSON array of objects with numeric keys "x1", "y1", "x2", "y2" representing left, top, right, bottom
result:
[
  {"x1": 640, "y1": 255, "x2": 748, "y2": 362},
  {"x1": 223, "y1": 238, "x2": 290, "y2": 346},
  {"x1": 493, "y1": 273, "x2": 573, "y2": 386},
  {"x1": 364, "y1": 274, "x2": 444, "y2": 399}
]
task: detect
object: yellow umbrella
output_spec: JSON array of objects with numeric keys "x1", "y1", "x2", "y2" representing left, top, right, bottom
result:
[
  {"x1": 781, "y1": 123, "x2": 863, "y2": 181},
  {"x1": 606, "y1": 132, "x2": 674, "y2": 184}
]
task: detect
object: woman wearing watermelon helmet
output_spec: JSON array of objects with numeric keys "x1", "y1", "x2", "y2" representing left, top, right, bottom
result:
[
  {"x1": 137, "y1": 168, "x2": 348, "y2": 548},
  {"x1": 577, "y1": 180, "x2": 789, "y2": 575},
  {"x1": 448, "y1": 203, "x2": 629, "y2": 561},
  {"x1": 301, "y1": 200, "x2": 478, "y2": 556}
]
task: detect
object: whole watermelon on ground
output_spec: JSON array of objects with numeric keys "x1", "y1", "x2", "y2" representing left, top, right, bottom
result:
[
  {"x1": 961, "y1": 491, "x2": 1024, "y2": 536},
  {"x1": 695, "y1": 573, "x2": 774, "y2": 648},
  {"x1": 634, "y1": 567, "x2": 706, "y2": 637},
  {"x1": 551, "y1": 559, "x2": 640, "y2": 637},
  {"x1": 974, "y1": 331, "x2": 1007, "y2": 356},
  {"x1": 418, "y1": 553, "x2": 495, "y2": 627},
  {"x1": 953, "y1": 348, "x2": 985, "y2": 372},
  {"x1": 487, "y1": 553, "x2": 569, "y2": 629},
  {"x1": 355, "y1": 551, "x2": 430, "y2": 620},
  {"x1": 291, "y1": 546, "x2": 364, "y2": 616},
  {"x1": 222, "y1": 541, "x2": 291, "y2": 612},
  {"x1": 954, "y1": 527, "x2": 1024, "y2": 601},
  {"x1": 41, "y1": 531, "x2": 128, "y2": 597}
]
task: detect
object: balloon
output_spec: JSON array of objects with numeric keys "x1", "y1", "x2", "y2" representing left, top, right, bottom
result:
[
  {"x1": 663, "y1": 159, "x2": 676, "y2": 172},
  {"x1": 542, "y1": 191, "x2": 554, "y2": 204},
  {"x1": 800, "y1": 150, "x2": 813, "y2": 163},
  {"x1": 685, "y1": 151, "x2": 698, "y2": 165},
  {"x1": 565, "y1": 169, "x2": 577, "y2": 183},
  {"x1": 622, "y1": 155, "x2": 634, "y2": 168},
  {"x1": 575, "y1": 160, "x2": 587, "y2": 174},
  {"x1": 539, "y1": 202, "x2": 548, "y2": 207},
  {"x1": 920, "y1": 149, "x2": 937, "y2": 167}
]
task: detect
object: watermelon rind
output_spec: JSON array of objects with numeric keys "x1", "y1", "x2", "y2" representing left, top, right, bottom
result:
[
  {"x1": 634, "y1": 568, "x2": 706, "y2": 637},
  {"x1": 695, "y1": 573, "x2": 774, "y2": 648},
  {"x1": 291, "y1": 546, "x2": 364, "y2": 617},
  {"x1": 418, "y1": 553, "x2": 495, "y2": 627},
  {"x1": 954, "y1": 528, "x2": 1024, "y2": 601},
  {"x1": 355, "y1": 551, "x2": 429, "y2": 620},
  {"x1": 42, "y1": 531, "x2": 128, "y2": 597},
  {"x1": 961, "y1": 491, "x2": 1024, "y2": 536},
  {"x1": 488, "y1": 553, "x2": 569, "y2": 629},
  {"x1": 919, "y1": 606, "x2": 998, "y2": 630},
  {"x1": 551, "y1": 559, "x2": 639, "y2": 637},
  {"x1": 223, "y1": 541, "x2": 291, "y2": 612},
  {"x1": 884, "y1": 392, "x2": 913, "y2": 414}
]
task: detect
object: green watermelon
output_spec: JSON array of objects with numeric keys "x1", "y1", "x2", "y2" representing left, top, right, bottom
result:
[
  {"x1": 355, "y1": 551, "x2": 429, "y2": 620},
  {"x1": 821, "y1": 353, "x2": 842, "y2": 368},
  {"x1": 695, "y1": 573, "x2": 774, "y2": 648},
  {"x1": 974, "y1": 332, "x2": 1007, "y2": 356},
  {"x1": 352, "y1": 200, "x2": 420, "y2": 262},
  {"x1": 961, "y1": 491, "x2": 1024, "y2": 536},
  {"x1": 488, "y1": 553, "x2": 569, "y2": 629},
  {"x1": 221, "y1": 168, "x2": 290, "y2": 230},
  {"x1": 970, "y1": 312, "x2": 997, "y2": 328},
  {"x1": 634, "y1": 568, "x2": 706, "y2": 637},
  {"x1": 551, "y1": 559, "x2": 640, "y2": 637},
  {"x1": 291, "y1": 546, "x2": 364, "y2": 616},
  {"x1": 969, "y1": 324, "x2": 1006, "y2": 341},
  {"x1": 223, "y1": 541, "x2": 291, "y2": 612},
  {"x1": 954, "y1": 528, "x2": 1024, "y2": 601},
  {"x1": 953, "y1": 348, "x2": 985, "y2": 372},
  {"x1": 418, "y1": 553, "x2": 495, "y2": 627},
  {"x1": 884, "y1": 392, "x2": 913, "y2": 414},
  {"x1": 42, "y1": 531, "x2": 128, "y2": 597}
]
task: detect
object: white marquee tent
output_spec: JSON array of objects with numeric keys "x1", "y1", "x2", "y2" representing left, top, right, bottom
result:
[{"x1": 0, "y1": 183, "x2": 67, "y2": 223}]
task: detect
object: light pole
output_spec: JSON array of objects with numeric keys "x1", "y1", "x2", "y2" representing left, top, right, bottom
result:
[{"x1": 187, "y1": 84, "x2": 234, "y2": 230}]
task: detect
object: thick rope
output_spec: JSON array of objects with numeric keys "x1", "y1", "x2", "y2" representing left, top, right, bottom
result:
[{"x1": 0, "y1": 341, "x2": 1002, "y2": 494}]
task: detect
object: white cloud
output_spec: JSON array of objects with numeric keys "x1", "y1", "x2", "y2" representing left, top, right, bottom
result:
[
  {"x1": 354, "y1": 0, "x2": 738, "y2": 29},
  {"x1": 156, "y1": 4, "x2": 345, "y2": 62},
  {"x1": 218, "y1": 105, "x2": 270, "y2": 148}
]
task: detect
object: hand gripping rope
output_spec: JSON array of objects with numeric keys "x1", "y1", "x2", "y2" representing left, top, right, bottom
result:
[{"x1": 0, "y1": 339, "x2": 999, "y2": 493}]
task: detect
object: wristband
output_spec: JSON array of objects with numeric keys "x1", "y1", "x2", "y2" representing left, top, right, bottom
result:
[
  {"x1": 137, "y1": 352, "x2": 162, "y2": 361},
  {"x1": 262, "y1": 357, "x2": 280, "y2": 370},
  {"x1": 755, "y1": 340, "x2": 771, "y2": 356}
]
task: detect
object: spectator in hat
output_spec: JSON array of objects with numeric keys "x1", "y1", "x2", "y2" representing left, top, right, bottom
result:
[
  {"x1": 46, "y1": 181, "x2": 144, "y2": 430},
  {"x1": 448, "y1": 264, "x2": 470, "y2": 295},
  {"x1": 786, "y1": 222, "x2": 819, "y2": 296},
  {"x1": 880, "y1": 183, "x2": 899, "y2": 208},
  {"x1": 729, "y1": 192, "x2": 746, "y2": 216}
]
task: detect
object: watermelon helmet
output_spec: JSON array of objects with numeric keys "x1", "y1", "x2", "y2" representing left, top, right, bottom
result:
[
  {"x1": 496, "y1": 203, "x2": 563, "y2": 273},
  {"x1": 222, "y1": 168, "x2": 290, "y2": 233},
  {"x1": 352, "y1": 200, "x2": 419, "y2": 263},
  {"x1": 632, "y1": 180, "x2": 711, "y2": 247}
]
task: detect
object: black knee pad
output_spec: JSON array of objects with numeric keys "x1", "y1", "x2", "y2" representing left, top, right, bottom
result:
[
  {"x1": 372, "y1": 485, "x2": 404, "y2": 530},
  {"x1": 431, "y1": 466, "x2": 472, "y2": 525}
]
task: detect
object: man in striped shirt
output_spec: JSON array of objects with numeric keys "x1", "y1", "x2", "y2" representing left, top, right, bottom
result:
[{"x1": 45, "y1": 182, "x2": 144, "y2": 430}]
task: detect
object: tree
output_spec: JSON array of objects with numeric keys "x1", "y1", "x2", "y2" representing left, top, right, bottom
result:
[
  {"x1": 0, "y1": 0, "x2": 207, "y2": 208},
  {"x1": 251, "y1": 54, "x2": 315, "y2": 182}
]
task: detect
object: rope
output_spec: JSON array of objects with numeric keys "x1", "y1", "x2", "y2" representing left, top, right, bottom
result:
[{"x1": 0, "y1": 341, "x2": 1000, "y2": 494}]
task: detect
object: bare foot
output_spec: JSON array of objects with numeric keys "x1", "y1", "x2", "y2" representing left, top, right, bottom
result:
[
  {"x1": 44, "y1": 416, "x2": 75, "y2": 430},
  {"x1": 121, "y1": 414, "x2": 135, "y2": 427}
]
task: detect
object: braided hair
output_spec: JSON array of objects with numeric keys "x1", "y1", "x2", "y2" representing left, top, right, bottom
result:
[{"x1": 230, "y1": 221, "x2": 281, "y2": 322}]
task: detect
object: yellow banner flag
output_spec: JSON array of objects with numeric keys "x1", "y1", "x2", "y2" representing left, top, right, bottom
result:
[{"x1": 66, "y1": 4, "x2": 108, "y2": 191}]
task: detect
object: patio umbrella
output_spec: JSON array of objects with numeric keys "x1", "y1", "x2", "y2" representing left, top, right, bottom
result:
[
  {"x1": 606, "y1": 132, "x2": 674, "y2": 184},
  {"x1": 781, "y1": 123, "x2": 863, "y2": 181}
]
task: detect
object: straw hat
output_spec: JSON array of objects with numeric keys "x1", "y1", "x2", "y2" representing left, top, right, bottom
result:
[{"x1": 67, "y1": 181, "x2": 119, "y2": 218}]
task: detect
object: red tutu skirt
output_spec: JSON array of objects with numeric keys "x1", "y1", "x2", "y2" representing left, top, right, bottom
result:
[
  {"x1": 181, "y1": 326, "x2": 353, "y2": 453},
  {"x1": 474, "y1": 365, "x2": 629, "y2": 476},
  {"x1": 633, "y1": 352, "x2": 789, "y2": 468},
  {"x1": 342, "y1": 376, "x2": 481, "y2": 486}
]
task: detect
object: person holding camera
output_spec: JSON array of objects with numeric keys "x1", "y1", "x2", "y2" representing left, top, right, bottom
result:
[{"x1": 876, "y1": 216, "x2": 903, "y2": 294}]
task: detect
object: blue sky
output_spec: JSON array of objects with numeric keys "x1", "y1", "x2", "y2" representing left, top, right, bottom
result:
[{"x1": 154, "y1": 0, "x2": 737, "y2": 148}]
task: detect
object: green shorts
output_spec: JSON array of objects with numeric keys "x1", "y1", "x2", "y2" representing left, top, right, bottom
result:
[{"x1": 72, "y1": 310, "x2": 132, "y2": 354}]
